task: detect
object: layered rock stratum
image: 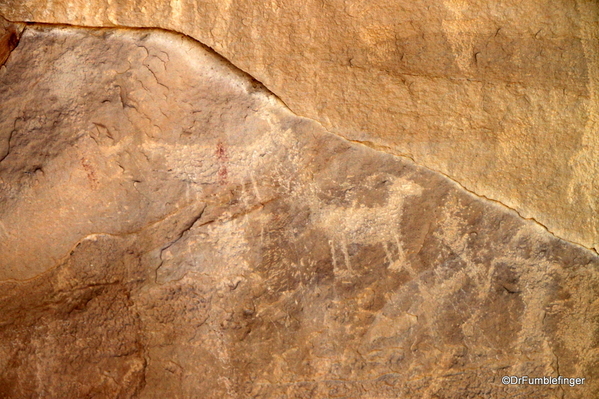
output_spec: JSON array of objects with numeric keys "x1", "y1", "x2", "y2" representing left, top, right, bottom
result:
[
  {"x1": 1, "y1": 23, "x2": 598, "y2": 398},
  {"x1": 1, "y1": 0, "x2": 598, "y2": 250}
]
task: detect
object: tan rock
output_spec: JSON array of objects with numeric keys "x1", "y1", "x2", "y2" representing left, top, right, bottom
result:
[
  {"x1": 1, "y1": 0, "x2": 598, "y2": 249},
  {"x1": 1, "y1": 25, "x2": 598, "y2": 398}
]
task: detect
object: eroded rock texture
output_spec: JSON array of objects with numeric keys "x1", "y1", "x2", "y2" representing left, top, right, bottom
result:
[
  {"x1": 0, "y1": 16, "x2": 22, "y2": 67},
  {"x1": 2, "y1": 0, "x2": 599, "y2": 250},
  {"x1": 1, "y1": 25, "x2": 599, "y2": 398}
]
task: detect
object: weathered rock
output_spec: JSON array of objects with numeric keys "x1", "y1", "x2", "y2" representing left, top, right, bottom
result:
[
  {"x1": 0, "y1": 16, "x2": 22, "y2": 67},
  {"x1": 1, "y1": 25, "x2": 598, "y2": 398},
  {"x1": 1, "y1": 0, "x2": 598, "y2": 249}
]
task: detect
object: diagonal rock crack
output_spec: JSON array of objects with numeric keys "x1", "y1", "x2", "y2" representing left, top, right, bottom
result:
[{"x1": 3, "y1": 17, "x2": 597, "y2": 256}]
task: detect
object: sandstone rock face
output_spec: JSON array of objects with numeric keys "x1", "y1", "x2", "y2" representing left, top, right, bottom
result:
[
  {"x1": 1, "y1": 25, "x2": 599, "y2": 398},
  {"x1": 0, "y1": 16, "x2": 22, "y2": 67},
  {"x1": 2, "y1": 0, "x2": 599, "y2": 250}
]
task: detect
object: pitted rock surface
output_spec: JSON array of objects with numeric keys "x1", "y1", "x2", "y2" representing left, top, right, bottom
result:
[
  {"x1": 2, "y1": 0, "x2": 599, "y2": 249},
  {"x1": 0, "y1": 25, "x2": 598, "y2": 399}
]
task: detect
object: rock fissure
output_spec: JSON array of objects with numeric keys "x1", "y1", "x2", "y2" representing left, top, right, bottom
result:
[
  {"x1": 348, "y1": 139, "x2": 599, "y2": 256},
  {"x1": 1, "y1": 17, "x2": 598, "y2": 399},
  {"x1": 0, "y1": 16, "x2": 23, "y2": 67},
  {"x1": 155, "y1": 204, "x2": 207, "y2": 283},
  {"x1": 3, "y1": 18, "x2": 595, "y2": 257}
]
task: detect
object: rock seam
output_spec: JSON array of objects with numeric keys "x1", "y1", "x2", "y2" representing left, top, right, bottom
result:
[{"x1": 5, "y1": 17, "x2": 595, "y2": 256}]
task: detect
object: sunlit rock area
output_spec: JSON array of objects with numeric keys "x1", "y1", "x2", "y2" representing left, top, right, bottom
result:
[{"x1": 0, "y1": 2, "x2": 598, "y2": 398}]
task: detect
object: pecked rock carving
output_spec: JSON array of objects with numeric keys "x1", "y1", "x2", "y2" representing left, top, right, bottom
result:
[
  {"x1": 0, "y1": 24, "x2": 598, "y2": 398},
  {"x1": 2, "y1": 0, "x2": 599, "y2": 251}
]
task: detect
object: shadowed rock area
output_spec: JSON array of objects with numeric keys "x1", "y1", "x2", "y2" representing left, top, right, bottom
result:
[
  {"x1": 0, "y1": 16, "x2": 21, "y2": 68},
  {"x1": 1, "y1": 25, "x2": 598, "y2": 398}
]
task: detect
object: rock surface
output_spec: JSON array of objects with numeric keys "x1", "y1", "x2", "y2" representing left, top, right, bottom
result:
[
  {"x1": 0, "y1": 16, "x2": 22, "y2": 67},
  {"x1": 1, "y1": 0, "x2": 598, "y2": 249},
  {"x1": 1, "y1": 25, "x2": 599, "y2": 398}
]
